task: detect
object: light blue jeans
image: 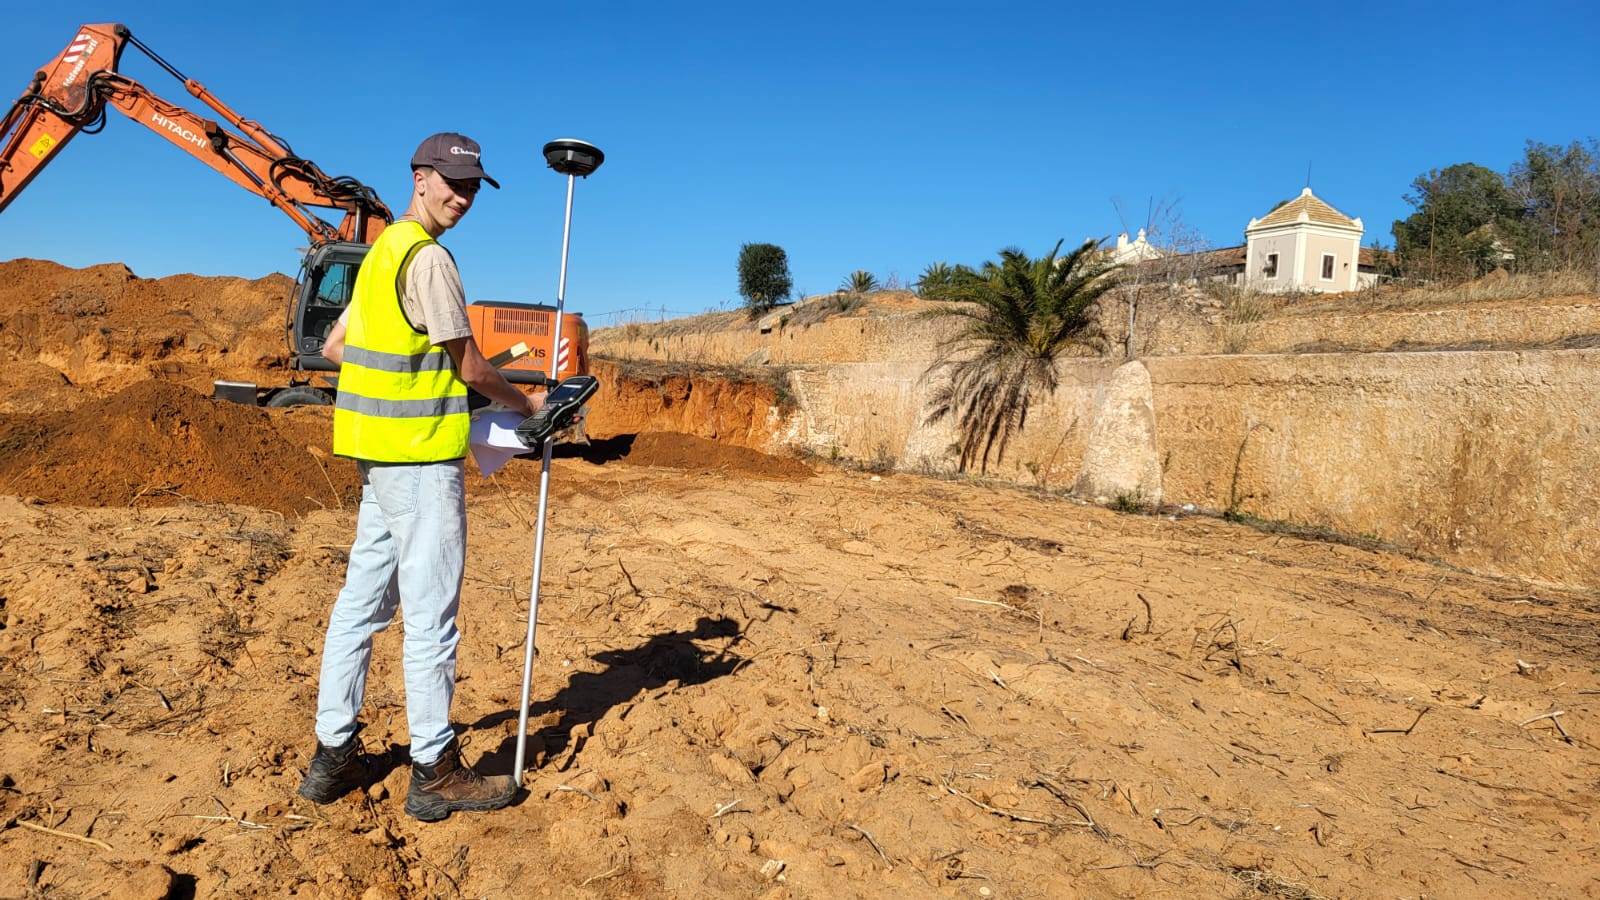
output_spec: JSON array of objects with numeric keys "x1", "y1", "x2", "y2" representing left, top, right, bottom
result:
[{"x1": 313, "y1": 459, "x2": 466, "y2": 766}]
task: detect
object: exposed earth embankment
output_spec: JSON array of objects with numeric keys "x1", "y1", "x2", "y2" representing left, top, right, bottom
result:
[{"x1": 593, "y1": 288, "x2": 1600, "y2": 590}]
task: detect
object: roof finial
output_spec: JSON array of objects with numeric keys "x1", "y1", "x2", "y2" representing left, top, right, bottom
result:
[{"x1": 1305, "y1": 160, "x2": 1313, "y2": 189}]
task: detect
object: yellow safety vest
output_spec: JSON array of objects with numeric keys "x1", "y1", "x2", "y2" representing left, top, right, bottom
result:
[{"x1": 332, "y1": 221, "x2": 470, "y2": 462}]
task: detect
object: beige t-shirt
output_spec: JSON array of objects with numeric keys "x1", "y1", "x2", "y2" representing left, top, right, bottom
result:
[
  {"x1": 337, "y1": 242, "x2": 473, "y2": 346},
  {"x1": 401, "y1": 243, "x2": 473, "y2": 345}
]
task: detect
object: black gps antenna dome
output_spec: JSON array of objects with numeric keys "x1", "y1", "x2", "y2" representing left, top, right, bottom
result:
[{"x1": 542, "y1": 139, "x2": 604, "y2": 177}]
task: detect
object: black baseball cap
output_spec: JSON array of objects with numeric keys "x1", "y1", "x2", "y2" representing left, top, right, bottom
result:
[{"x1": 411, "y1": 132, "x2": 500, "y2": 189}]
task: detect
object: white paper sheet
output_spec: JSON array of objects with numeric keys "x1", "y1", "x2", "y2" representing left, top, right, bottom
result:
[{"x1": 468, "y1": 409, "x2": 530, "y2": 477}]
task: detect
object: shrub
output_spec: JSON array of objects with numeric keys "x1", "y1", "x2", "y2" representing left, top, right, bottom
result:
[{"x1": 738, "y1": 243, "x2": 792, "y2": 318}]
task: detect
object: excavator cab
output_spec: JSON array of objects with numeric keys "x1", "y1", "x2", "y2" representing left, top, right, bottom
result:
[{"x1": 290, "y1": 241, "x2": 370, "y2": 373}]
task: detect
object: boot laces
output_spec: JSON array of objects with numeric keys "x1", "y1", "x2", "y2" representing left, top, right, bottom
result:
[{"x1": 451, "y1": 736, "x2": 487, "y2": 784}]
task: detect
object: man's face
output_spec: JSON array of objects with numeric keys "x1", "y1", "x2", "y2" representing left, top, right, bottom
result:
[{"x1": 416, "y1": 168, "x2": 480, "y2": 230}]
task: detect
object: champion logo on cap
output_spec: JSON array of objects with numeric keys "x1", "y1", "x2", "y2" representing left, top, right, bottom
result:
[{"x1": 411, "y1": 132, "x2": 499, "y2": 189}]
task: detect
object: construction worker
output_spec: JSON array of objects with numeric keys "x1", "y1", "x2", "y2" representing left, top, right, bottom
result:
[{"x1": 297, "y1": 133, "x2": 541, "y2": 821}]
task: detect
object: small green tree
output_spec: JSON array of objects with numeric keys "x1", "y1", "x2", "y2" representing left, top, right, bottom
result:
[
  {"x1": 737, "y1": 243, "x2": 792, "y2": 318},
  {"x1": 921, "y1": 239, "x2": 1119, "y2": 474}
]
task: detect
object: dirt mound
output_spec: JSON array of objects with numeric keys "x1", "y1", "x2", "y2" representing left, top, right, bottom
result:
[
  {"x1": 612, "y1": 432, "x2": 812, "y2": 480},
  {"x1": 0, "y1": 359, "x2": 82, "y2": 415},
  {"x1": 0, "y1": 380, "x2": 355, "y2": 514},
  {"x1": 0, "y1": 257, "x2": 295, "y2": 392},
  {"x1": 0, "y1": 373, "x2": 805, "y2": 517}
]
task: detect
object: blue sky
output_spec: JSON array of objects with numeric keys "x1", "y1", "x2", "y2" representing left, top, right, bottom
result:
[{"x1": 3, "y1": 1, "x2": 1596, "y2": 327}]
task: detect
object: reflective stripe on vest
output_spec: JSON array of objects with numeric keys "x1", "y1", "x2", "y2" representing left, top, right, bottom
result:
[{"x1": 332, "y1": 221, "x2": 470, "y2": 462}]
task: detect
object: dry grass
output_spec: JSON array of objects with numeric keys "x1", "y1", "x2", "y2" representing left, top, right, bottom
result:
[
  {"x1": 593, "y1": 291, "x2": 929, "y2": 346},
  {"x1": 783, "y1": 292, "x2": 866, "y2": 327},
  {"x1": 639, "y1": 308, "x2": 749, "y2": 338},
  {"x1": 1285, "y1": 268, "x2": 1599, "y2": 317},
  {"x1": 1226, "y1": 866, "x2": 1332, "y2": 900}
]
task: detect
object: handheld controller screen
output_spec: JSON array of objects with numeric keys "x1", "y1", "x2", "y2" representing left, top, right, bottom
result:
[{"x1": 514, "y1": 375, "x2": 599, "y2": 448}]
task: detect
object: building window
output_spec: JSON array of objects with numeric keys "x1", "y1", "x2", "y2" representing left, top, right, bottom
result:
[
  {"x1": 1263, "y1": 253, "x2": 1278, "y2": 278},
  {"x1": 1321, "y1": 253, "x2": 1335, "y2": 280}
]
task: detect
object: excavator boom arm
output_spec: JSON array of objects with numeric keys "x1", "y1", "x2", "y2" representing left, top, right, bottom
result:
[
  {"x1": 0, "y1": 25, "x2": 125, "y2": 210},
  {"x1": 1, "y1": 23, "x2": 390, "y2": 244}
]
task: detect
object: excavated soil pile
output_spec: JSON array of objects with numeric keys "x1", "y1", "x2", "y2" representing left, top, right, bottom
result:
[
  {"x1": 0, "y1": 257, "x2": 295, "y2": 397},
  {"x1": 0, "y1": 380, "x2": 357, "y2": 515},
  {"x1": 617, "y1": 432, "x2": 812, "y2": 480},
  {"x1": 0, "y1": 386, "x2": 808, "y2": 515}
]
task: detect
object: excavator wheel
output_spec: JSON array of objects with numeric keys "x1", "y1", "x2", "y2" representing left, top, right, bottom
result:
[{"x1": 265, "y1": 386, "x2": 332, "y2": 408}]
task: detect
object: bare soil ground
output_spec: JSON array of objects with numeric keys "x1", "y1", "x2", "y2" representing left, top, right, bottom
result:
[{"x1": 1, "y1": 259, "x2": 1598, "y2": 899}]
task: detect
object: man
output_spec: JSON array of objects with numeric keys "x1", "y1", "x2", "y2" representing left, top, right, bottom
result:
[{"x1": 297, "y1": 132, "x2": 541, "y2": 821}]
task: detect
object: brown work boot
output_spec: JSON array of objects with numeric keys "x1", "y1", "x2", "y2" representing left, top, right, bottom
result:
[
  {"x1": 296, "y1": 731, "x2": 371, "y2": 804},
  {"x1": 404, "y1": 737, "x2": 517, "y2": 821}
]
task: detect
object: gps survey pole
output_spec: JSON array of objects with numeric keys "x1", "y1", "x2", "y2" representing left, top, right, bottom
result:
[{"x1": 514, "y1": 139, "x2": 605, "y2": 783}]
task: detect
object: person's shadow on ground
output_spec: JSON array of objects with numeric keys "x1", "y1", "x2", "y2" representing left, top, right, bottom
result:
[{"x1": 474, "y1": 614, "x2": 746, "y2": 771}]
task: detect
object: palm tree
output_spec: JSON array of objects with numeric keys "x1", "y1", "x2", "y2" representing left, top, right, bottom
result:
[
  {"x1": 841, "y1": 270, "x2": 879, "y2": 294},
  {"x1": 921, "y1": 239, "x2": 1118, "y2": 474},
  {"x1": 914, "y1": 262, "x2": 955, "y2": 297}
]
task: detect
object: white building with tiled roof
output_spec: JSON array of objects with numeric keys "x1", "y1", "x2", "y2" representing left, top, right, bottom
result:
[{"x1": 1244, "y1": 187, "x2": 1367, "y2": 293}]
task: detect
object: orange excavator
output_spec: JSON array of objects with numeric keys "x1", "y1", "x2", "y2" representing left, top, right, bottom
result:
[{"x1": 0, "y1": 23, "x2": 588, "y2": 406}]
